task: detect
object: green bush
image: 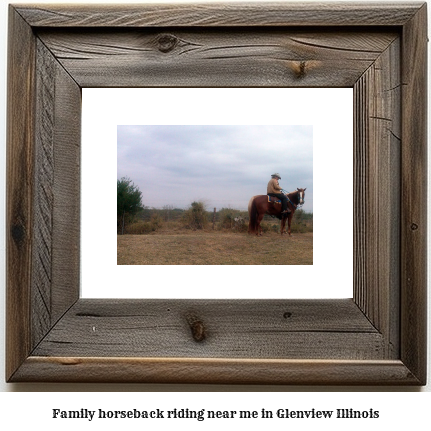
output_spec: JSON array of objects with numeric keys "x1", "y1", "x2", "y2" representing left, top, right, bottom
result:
[
  {"x1": 271, "y1": 223, "x2": 280, "y2": 233},
  {"x1": 259, "y1": 222, "x2": 271, "y2": 233},
  {"x1": 182, "y1": 201, "x2": 209, "y2": 230},
  {"x1": 216, "y1": 208, "x2": 248, "y2": 232},
  {"x1": 126, "y1": 213, "x2": 164, "y2": 234},
  {"x1": 219, "y1": 210, "x2": 236, "y2": 229},
  {"x1": 149, "y1": 213, "x2": 163, "y2": 230},
  {"x1": 290, "y1": 210, "x2": 313, "y2": 233},
  {"x1": 126, "y1": 220, "x2": 151, "y2": 234}
]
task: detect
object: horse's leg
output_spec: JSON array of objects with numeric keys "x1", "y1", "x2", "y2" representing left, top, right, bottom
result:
[
  {"x1": 287, "y1": 214, "x2": 292, "y2": 236},
  {"x1": 255, "y1": 211, "x2": 260, "y2": 236},
  {"x1": 257, "y1": 213, "x2": 265, "y2": 236},
  {"x1": 280, "y1": 216, "x2": 286, "y2": 235}
]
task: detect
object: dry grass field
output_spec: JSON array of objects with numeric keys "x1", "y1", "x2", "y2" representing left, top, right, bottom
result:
[{"x1": 117, "y1": 230, "x2": 313, "y2": 265}]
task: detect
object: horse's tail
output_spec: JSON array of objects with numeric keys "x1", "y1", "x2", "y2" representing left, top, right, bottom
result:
[{"x1": 248, "y1": 196, "x2": 259, "y2": 234}]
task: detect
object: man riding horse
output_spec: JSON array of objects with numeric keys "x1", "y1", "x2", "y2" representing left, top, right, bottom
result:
[{"x1": 267, "y1": 173, "x2": 291, "y2": 215}]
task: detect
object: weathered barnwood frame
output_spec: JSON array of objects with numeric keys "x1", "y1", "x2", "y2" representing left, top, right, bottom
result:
[{"x1": 6, "y1": 2, "x2": 427, "y2": 384}]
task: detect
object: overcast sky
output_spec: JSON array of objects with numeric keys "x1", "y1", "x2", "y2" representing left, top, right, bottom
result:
[{"x1": 117, "y1": 125, "x2": 313, "y2": 212}]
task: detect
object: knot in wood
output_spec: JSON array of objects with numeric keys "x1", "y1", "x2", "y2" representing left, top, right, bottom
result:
[
  {"x1": 288, "y1": 60, "x2": 322, "y2": 79},
  {"x1": 291, "y1": 61, "x2": 307, "y2": 78},
  {"x1": 11, "y1": 223, "x2": 25, "y2": 246},
  {"x1": 410, "y1": 223, "x2": 419, "y2": 231},
  {"x1": 186, "y1": 314, "x2": 206, "y2": 342},
  {"x1": 157, "y1": 34, "x2": 178, "y2": 53}
]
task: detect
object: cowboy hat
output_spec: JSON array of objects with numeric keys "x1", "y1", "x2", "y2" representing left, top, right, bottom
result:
[{"x1": 271, "y1": 173, "x2": 281, "y2": 179}]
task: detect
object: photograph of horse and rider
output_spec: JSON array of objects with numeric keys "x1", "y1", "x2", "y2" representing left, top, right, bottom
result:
[
  {"x1": 248, "y1": 173, "x2": 306, "y2": 237},
  {"x1": 117, "y1": 125, "x2": 312, "y2": 265}
]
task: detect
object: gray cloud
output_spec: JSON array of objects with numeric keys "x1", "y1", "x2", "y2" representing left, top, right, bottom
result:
[{"x1": 118, "y1": 125, "x2": 313, "y2": 211}]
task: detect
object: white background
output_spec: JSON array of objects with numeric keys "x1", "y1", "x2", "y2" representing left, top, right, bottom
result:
[
  {"x1": 0, "y1": 0, "x2": 429, "y2": 423},
  {"x1": 81, "y1": 87, "x2": 353, "y2": 299}
]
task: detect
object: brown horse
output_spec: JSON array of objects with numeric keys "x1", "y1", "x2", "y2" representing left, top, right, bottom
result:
[{"x1": 248, "y1": 188, "x2": 306, "y2": 236}]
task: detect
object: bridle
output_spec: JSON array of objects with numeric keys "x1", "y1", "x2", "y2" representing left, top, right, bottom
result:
[
  {"x1": 297, "y1": 189, "x2": 305, "y2": 208},
  {"x1": 283, "y1": 189, "x2": 305, "y2": 209}
]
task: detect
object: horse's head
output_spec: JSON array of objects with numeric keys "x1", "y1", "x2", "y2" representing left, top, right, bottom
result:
[{"x1": 297, "y1": 188, "x2": 306, "y2": 205}]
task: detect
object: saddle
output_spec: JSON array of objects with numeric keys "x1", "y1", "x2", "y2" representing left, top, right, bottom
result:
[{"x1": 267, "y1": 195, "x2": 282, "y2": 204}]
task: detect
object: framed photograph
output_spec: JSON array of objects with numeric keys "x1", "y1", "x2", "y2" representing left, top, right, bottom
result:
[{"x1": 6, "y1": 2, "x2": 427, "y2": 384}]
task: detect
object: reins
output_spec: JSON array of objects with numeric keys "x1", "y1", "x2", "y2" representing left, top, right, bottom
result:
[{"x1": 282, "y1": 190, "x2": 304, "y2": 210}]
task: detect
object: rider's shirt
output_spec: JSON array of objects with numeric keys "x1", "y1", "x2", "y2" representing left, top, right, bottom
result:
[{"x1": 267, "y1": 178, "x2": 282, "y2": 194}]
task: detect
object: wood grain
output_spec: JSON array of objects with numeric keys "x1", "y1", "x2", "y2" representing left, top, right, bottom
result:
[
  {"x1": 12, "y1": 357, "x2": 421, "y2": 385},
  {"x1": 31, "y1": 38, "x2": 81, "y2": 347},
  {"x1": 6, "y1": 7, "x2": 36, "y2": 381},
  {"x1": 37, "y1": 29, "x2": 398, "y2": 88},
  {"x1": 353, "y1": 38, "x2": 401, "y2": 358},
  {"x1": 400, "y1": 2, "x2": 428, "y2": 385},
  {"x1": 50, "y1": 51, "x2": 81, "y2": 325},
  {"x1": 32, "y1": 40, "x2": 56, "y2": 347},
  {"x1": 32, "y1": 299, "x2": 383, "y2": 360},
  {"x1": 6, "y1": 2, "x2": 427, "y2": 385},
  {"x1": 15, "y1": 2, "x2": 423, "y2": 27}
]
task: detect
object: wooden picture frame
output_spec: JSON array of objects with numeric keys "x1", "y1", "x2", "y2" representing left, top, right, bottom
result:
[{"x1": 6, "y1": 2, "x2": 427, "y2": 385}]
